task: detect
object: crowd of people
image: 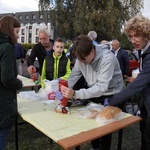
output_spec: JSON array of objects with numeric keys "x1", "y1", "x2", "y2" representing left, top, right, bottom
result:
[{"x1": 0, "y1": 14, "x2": 150, "y2": 150}]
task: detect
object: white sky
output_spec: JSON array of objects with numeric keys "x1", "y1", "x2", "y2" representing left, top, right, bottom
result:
[{"x1": 0, "y1": 0, "x2": 149, "y2": 18}]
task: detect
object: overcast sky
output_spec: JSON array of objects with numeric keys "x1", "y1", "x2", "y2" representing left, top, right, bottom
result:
[{"x1": 0, "y1": 0, "x2": 149, "y2": 18}]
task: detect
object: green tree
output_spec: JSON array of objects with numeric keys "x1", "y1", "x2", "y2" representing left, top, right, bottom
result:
[{"x1": 38, "y1": 0, "x2": 143, "y2": 42}]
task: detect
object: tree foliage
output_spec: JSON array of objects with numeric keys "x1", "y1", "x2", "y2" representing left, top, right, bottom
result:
[{"x1": 38, "y1": 0, "x2": 143, "y2": 42}]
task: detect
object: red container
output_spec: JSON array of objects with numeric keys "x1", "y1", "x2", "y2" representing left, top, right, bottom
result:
[
  {"x1": 59, "y1": 80, "x2": 68, "y2": 106},
  {"x1": 32, "y1": 68, "x2": 37, "y2": 81}
]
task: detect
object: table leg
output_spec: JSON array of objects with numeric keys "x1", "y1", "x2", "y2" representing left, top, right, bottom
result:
[{"x1": 117, "y1": 129, "x2": 123, "y2": 150}]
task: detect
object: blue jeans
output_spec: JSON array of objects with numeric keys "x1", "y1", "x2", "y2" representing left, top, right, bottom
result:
[{"x1": 0, "y1": 127, "x2": 10, "y2": 150}]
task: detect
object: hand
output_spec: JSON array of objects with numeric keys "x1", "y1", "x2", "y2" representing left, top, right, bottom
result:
[
  {"x1": 27, "y1": 65, "x2": 36, "y2": 75},
  {"x1": 104, "y1": 98, "x2": 109, "y2": 106},
  {"x1": 61, "y1": 86, "x2": 75, "y2": 99},
  {"x1": 127, "y1": 77, "x2": 135, "y2": 82},
  {"x1": 55, "y1": 90, "x2": 63, "y2": 100}
]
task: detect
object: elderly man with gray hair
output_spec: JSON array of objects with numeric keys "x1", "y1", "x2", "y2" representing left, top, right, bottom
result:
[
  {"x1": 27, "y1": 28, "x2": 54, "y2": 76},
  {"x1": 87, "y1": 31, "x2": 98, "y2": 45}
]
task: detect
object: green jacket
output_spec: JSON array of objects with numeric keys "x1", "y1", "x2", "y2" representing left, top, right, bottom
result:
[
  {"x1": 41, "y1": 52, "x2": 71, "y2": 88},
  {"x1": 0, "y1": 32, "x2": 22, "y2": 128}
]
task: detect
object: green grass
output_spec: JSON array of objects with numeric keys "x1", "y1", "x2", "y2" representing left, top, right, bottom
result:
[{"x1": 7, "y1": 118, "x2": 141, "y2": 150}]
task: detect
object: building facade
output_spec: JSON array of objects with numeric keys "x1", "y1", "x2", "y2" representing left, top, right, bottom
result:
[{"x1": 0, "y1": 11, "x2": 54, "y2": 44}]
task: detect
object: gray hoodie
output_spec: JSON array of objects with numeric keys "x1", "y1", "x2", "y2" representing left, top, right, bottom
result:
[{"x1": 68, "y1": 44, "x2": 123, "y2": 99}]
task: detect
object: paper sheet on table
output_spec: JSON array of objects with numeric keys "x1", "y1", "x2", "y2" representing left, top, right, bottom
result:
[
  {"x1": 17, "y1": 75, "x2": 40, "y2": 87},
  {"x1": 17, "y1": 96, "x2": 131, "y2": 142}
]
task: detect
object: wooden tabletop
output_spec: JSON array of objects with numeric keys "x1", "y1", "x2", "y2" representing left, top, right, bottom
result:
[
  {"x1": 57, "y1": 115, "x2": 141, "y2": 150},
  {"x1": 17, "y1": 96, "x2": 141, "y2": 150}
]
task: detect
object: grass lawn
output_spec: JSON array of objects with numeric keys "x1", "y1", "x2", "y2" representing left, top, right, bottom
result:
[{"x1": 7, "y1": 118, "x2": 141, "y2": 150}]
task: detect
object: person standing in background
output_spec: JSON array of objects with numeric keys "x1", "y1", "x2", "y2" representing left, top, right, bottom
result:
[
  {"x1": 111, "y1": 39, "x2": 129, "y2": 79},
  {"x1": 87, "y1": 31, "x2": 98, "y2": 45},
  {"x1": 109, "y1": 15, "x2": 150, "y2": 150},
  {"x1": 41, "y1": 38, "x2": 71, "y2": 88},
  {"x1": 14, "y1": 42, "x2": 25, "y2": 75},
  {"x1": 0, "y1": 16, "x2": 23, "y2": 150},
  {"x1": 27, "y1": 28, "x2": 54, "y2": 77}
]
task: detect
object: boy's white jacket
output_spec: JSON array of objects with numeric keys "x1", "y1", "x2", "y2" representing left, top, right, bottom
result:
[{"x1": 68, "y1": 44, "x2": 123, "y2": 100}]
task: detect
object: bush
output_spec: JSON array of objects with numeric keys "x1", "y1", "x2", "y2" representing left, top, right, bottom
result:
[{"x1": 21, "y1": 43, "x2": 35, "y2": 55}]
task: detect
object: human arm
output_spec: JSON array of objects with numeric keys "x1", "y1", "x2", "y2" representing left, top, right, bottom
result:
[
  {"x1": 27, "y1": 44, "x2": 38, "y2": 69},
  {"x1": 109, "y1": 55, "x2": 150, "y2": 106},
  {"x1": 66, "y1": 53, "x2": 123, "y2": 99},
  {"x1": 27, "y1": 44, "x2": 38, "y2": 74},
  {"x1": 1, "y1": 45, "x2": 22, "y2": 90}
]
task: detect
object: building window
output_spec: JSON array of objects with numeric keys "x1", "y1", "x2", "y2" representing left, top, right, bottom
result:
[
  {"x1": 25, "y1": 15, "x2": 29, "y2": 20},
  {"x1": 36, "y1": 37, "x2": 39, "y2": 43},
  {"x1": 29, "y1": 28, "x2": 32, "y2": 34},
  {"x1": 22, "y1": 29, "x2": 25, "y2": 35},
  {"x1": 18, "y1": 15, "x2": 22, "y2": 21},
  {"x1": 32, "y1": 14, "x2": 36, "y2": 20},
  {"x1": 21, "y1": 37, "x2": 25, "y2": 43},
  {"x1": 40, "y1": 14, "x2": 43, "y2": 19},
  {"x1": 36, "y1": 29, "x2": 39, "y2": 35}
]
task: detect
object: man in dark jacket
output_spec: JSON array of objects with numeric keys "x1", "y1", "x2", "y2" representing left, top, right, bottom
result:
[
  {"x1": 111, "y1": 39, "x2": 129, "y2": 78},
  {"x1": 109, "y1": 15, "x2": 150, "y2": 150},
  {"x1": 27, "y1": 28, "x2": 54, "y2": 76}
]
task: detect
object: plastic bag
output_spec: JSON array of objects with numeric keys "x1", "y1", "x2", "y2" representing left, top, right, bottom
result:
[
  {"x1": 132, "y1": 68, "x2": 139, "y2": 78},
  {"x1": 75, "y1": 103, "x2": 104, "y2": 119},
  {"x1": 38, "y1": 79, "x2": 59, "y2": 100}
]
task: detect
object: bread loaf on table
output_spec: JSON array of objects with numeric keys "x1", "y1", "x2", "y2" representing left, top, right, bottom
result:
[{"x1": 97, "y1": 106, "x2": 122, "y2": 120}]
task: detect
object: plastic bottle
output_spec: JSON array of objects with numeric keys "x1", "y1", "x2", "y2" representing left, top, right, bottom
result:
[{"x1": 59, "y1": 80, "x2": 68, "y2": 107}]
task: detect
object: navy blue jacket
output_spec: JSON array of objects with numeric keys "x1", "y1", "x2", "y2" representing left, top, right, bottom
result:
[
  {"x1": 14, "y1": 43, "x2": 25, "y2": 59},
  {"x1": 109, "y1": 45, "x2": 150, "y2": 116},
  {"x1": 116, "y1": 48, "x2": 129, "y2": 76}
]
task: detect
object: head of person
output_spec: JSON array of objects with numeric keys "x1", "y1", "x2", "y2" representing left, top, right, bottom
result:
[
  {"x1": 111, "y1": 39, "x2": 120, "y2": 50},
  {"x1": 53, "y1": 38, "x2": 64, "y2": 57},
  {"x1": 124, "y1": 15, "x2": 150, "y2": 50},
  {"x1": 73, "y1": 35, "x2": 95, "y2": 64},
  {"x1": 0, "y1": 16, "x2": 20, "y2": 46},
  {"x1": 87, "y1": 31, "x2": 97, "y2": 41},
  {"x1": 38, "y1": 28, "x2": 51, "y2": 48}
]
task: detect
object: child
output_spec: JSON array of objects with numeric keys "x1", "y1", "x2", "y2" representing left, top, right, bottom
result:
[{"x1": 41, "y1": 38, "x2": 71, "y2": 88}]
